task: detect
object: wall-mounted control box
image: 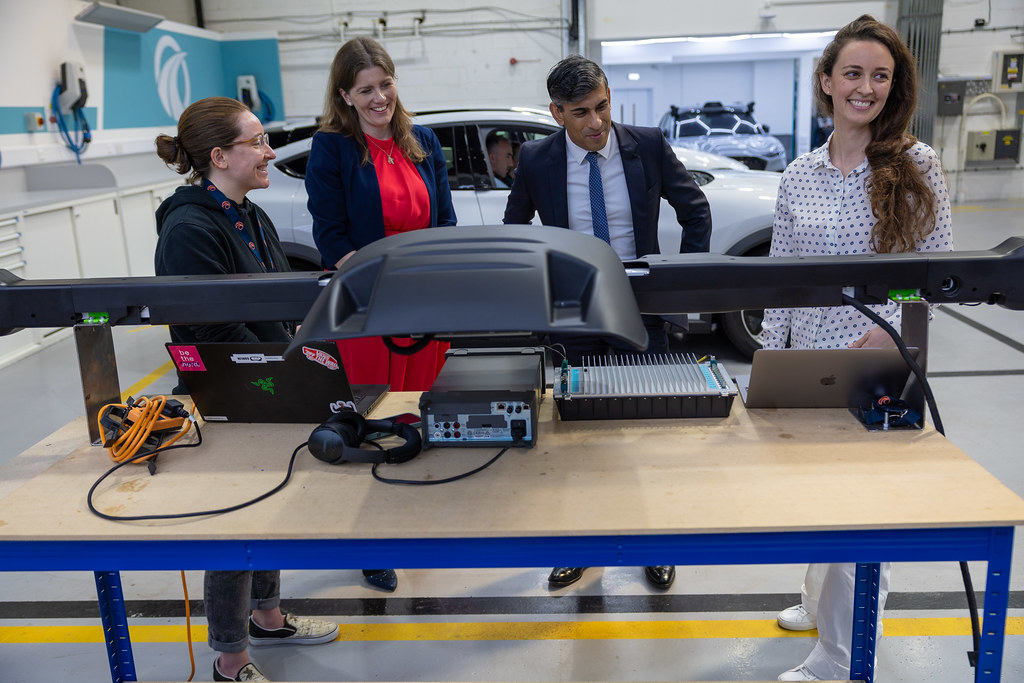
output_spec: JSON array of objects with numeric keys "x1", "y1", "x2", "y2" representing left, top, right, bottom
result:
[
  {"x1": 966, "y1": 131, "x2": 996, "y2": 161},
  {"x1": 992, "y1": 51, "x2": 1023, "y2": 92}
]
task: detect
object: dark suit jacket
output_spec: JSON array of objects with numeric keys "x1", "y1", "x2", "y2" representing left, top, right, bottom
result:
[
  {"x1": 306, "y1": 124, "x2": 457, "y2": 267},
  {"x1": 502, "y1": 122, "x2": 711, "y2": 256}
]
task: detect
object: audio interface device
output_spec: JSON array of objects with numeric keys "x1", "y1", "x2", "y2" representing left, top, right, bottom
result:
[{"x1": 419, "y1": 347, "x2": 544, "y2": 448}]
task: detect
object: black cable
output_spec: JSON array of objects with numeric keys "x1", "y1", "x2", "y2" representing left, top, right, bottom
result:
[
  {"x1": 961, "y1": 561, "x2": 982, "y2": 672},
  {"x1": 840, "y1": 294, "x2": 983, "y2": 676},
  {"x1": 839, "y1": 294, "x2": 943, "y2": 434},
  {"x1": 87, "y1": 428, "x2": 303, "y2": 522},
  {"x1": 382, "y1": 335, "x2": 434, "y2": 355},
  {"x1": 371, "y1": 447, "x2": 509, "y2": 485}
]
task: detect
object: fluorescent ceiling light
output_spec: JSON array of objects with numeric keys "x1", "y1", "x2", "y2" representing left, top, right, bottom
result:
[
  {"x1": 75, "y1": 1, "x2": 164, "y2": 33},
  {"x1": 602, "y1": 29, "x2": 836, "y2": 47},
  {"x1": 628, "y1": 72, "x2": 640, "y2": 80}
]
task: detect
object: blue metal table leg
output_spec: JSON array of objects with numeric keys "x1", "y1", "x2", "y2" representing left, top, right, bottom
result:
[
  {"x1": 849, "y1": 562, "x2": 881, "y2": 682},
  {"x1": 94, "y1": 570, "x2": 138, "y2": 682},
  {"x1": 976, "y1": 527, "x2": 1014, "y2": 682}
]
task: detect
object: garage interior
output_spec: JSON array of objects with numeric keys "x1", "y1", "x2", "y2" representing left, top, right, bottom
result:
[{"x1": 0, "y1": 1, "x2": 1022, "y2": 682}]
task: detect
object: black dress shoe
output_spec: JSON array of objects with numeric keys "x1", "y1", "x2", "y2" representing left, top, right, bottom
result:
[
  {"x1": 643, "y1": 565, "x2": 675, "y2": 589},
  {"x1": 548, "y1": 567, "x2": 586, "y2": 587},
  {"x1": 362, "y1": 569, "x2": 398, "y2": 591}
]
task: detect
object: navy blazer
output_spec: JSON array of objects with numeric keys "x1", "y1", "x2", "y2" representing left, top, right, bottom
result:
[
  {"x1": 306, "y1": 124, "x2": 457, "y2": 267},
  {"x1": 502, "y1": 122, "x2": 711, "y2": 256}
]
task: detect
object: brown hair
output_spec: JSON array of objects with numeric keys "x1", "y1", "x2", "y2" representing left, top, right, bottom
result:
[
  {"x1": 319, "y1": 37, "x2": 425, "y2": 165},
  {"x1": 155, "y1": 97, "x2": 249, "y2": 183},
  {"x1": 815, "y1": 15, "x2": 937, "y2": 253}
]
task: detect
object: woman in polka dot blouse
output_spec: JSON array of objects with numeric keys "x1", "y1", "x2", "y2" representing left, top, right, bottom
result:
[{"x1": 767, "y1": 15, "x2": 954, "y2": 682}]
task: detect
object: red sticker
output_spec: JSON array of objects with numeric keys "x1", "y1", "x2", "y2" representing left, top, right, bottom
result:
[
  {"x1": 168, "y1": 345, "x2": 206, "y2": 371},
  {"x1": 302, "y1": 346, "x2": 339, "y2": 370}
]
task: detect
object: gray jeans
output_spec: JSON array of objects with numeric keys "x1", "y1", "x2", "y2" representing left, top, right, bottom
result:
[{"x1": 204, "y1": 570, "x2": 281, "y2": 653}]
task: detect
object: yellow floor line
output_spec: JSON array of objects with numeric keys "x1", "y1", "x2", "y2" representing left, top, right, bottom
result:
[
  {"x1": 120, "y1": 360, "x2": 175, "y2": 403},
  {"x1": 2, "y1": 617, "x2": 1022, "y2": 644}
]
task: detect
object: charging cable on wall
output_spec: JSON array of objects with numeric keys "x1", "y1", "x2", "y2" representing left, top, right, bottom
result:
[{"x1": 50, "y1": 84, "x2": 91, "y2": 164}]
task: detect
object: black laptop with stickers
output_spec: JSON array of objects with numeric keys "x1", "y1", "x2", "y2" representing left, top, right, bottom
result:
[{"x1": 166, "y1": 341, "x2": 388, "y2": 423}]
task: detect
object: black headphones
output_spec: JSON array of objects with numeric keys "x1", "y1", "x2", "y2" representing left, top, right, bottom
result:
[{"x1": 307, "y1": 411, "x2": 422, "y2": 465}]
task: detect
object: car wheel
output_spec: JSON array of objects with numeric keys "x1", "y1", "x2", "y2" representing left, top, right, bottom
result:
[{"x1": 720, "y1": 244, "x2": 769, "y2": 358}]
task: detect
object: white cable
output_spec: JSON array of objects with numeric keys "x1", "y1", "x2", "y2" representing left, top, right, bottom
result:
[{"x1": 954, "y1": 92, "x2": 1007, "y2": 203}]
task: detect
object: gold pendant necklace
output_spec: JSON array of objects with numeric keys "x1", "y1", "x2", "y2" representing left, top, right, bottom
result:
[{"x1": 367, "y1": 136, "x2": 396, "y2": 164}]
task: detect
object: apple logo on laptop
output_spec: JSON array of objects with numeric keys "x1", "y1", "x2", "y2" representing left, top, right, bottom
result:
[{"x1": 820, "y1": 375, "x2": 837, "y2": 386}]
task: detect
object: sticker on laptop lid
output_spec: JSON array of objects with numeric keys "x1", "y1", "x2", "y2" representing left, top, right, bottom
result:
[
  {"x1": 302, "y1": 346, "x2": 340, "y2": 370},
  {"x1": 230, "y1": 353, "x2": 285, "y2": 364},
  {"x1": 330, "y1": 399, "x2": 358, "y2": 413},
  {"x1": 168, "y1": 345, "x2": 206, "y2": 372}
]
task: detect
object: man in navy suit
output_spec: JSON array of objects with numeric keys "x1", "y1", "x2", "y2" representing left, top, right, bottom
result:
[{"x1": 504, "y1": 55, "x2": 712, "y2": 591}]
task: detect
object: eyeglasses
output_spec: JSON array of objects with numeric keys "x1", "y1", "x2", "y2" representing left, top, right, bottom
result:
[{"x1": 225, "y1": 133, "x2": 271, "y2": 150}]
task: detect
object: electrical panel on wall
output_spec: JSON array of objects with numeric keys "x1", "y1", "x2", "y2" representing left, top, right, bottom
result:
[
  {"x1": 937, "y1": 80, "x2": 966, "y2": 116},
  {"x1": 993, "y1": 129, "x2": 1020, "y2": 162},
  {"x1": 966, "y1": 131, "x2": 996, "y2": 161},
  {"x1": 992, "y1": 50, "x2": 1023, "y2": 92}
]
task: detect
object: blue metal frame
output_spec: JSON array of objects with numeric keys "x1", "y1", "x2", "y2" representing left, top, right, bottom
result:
[
  {"x1": 1, "y1": 525, "x2": 1012, "y2": 683},
  {"x1": 94, "y1": 571, "x2": 137, "y2": 682}
]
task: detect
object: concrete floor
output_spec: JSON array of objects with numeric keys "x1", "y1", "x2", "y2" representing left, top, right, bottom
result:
[{"x1": 1, "y1": 200, "x2": 1023, "y2": 682}]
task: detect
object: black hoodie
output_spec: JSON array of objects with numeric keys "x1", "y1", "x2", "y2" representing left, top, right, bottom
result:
[{"x1": 154, "y1": 184, "x2": 292, "y2": 344}]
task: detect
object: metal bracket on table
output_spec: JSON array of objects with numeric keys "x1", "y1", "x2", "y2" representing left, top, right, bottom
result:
[{"x1": 75, "y1": 321, "x2": 120, "y2": 446}]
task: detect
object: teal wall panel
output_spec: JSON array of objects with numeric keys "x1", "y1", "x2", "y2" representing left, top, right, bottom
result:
[{"x1": 220, "y1": 39, "x2": 286, "y2": 122}]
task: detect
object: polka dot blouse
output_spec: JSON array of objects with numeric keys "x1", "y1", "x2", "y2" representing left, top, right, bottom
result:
[{"x1": 761, "y1": 138, "x2": 953, "y2": 350}]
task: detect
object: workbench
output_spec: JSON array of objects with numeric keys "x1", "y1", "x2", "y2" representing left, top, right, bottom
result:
[{"x1": 2, "y1": 393, "x2": 1022, "y2": 683}]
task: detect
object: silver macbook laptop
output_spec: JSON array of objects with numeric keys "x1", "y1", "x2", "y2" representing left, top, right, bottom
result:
[{"x1": 737, "y1": 347, "x2": 919, "y2": 409}]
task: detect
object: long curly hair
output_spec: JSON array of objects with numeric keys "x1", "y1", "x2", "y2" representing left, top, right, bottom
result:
[
  {"x1": 815, "y1": 15, "x2": 937, "y2": 253},
  {"x1": 319, "y1": 37, "x2": 424, "y2": 165},
  {"x1": 154, "y1": 97, "x2": 248, "y2": 184}
]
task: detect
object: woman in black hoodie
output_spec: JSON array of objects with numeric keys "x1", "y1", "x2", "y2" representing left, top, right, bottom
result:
[{"x1": 155, "y1": 97, "x2": 396, "y2": 682}]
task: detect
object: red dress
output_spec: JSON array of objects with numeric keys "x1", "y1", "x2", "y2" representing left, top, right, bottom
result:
[{"x1": 334, "y1": 135, "x2": 448, "y2": 391}]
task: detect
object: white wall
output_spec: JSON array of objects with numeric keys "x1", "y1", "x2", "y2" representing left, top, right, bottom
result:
[
  {"x1": 588, "y1": 0, "x2": 895, "y2": 39},
  {"x1": 2, "y1": 1, "x2": 1021, "y2": 200},
  {"x1": 198, "y1": 0, "x2": 568, "y2": 118}
]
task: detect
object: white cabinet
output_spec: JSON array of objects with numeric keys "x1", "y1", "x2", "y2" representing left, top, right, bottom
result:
[
  {"x1": 72, "y1": 195, "x2": 129, "y2": 278},
  {"x1": 118, "y1": 180, "x2": 180, "y2": 276},
  {"x1": 119, "y1": 190, "x2": 159, "y2": 276},
  {"x1": 0, "y1": 214, "x2": 34, "y2": 368},
  {"x1": 0, "y1": 215, "x2": 24, "y2": 275},
  {"x1": 19, "y1": 207, "x2": 81, "y2": 279}
]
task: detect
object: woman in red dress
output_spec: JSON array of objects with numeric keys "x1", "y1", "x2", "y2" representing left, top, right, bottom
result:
[{"x1": 306, "y1": 37, "x2": 457, "y2": 392}]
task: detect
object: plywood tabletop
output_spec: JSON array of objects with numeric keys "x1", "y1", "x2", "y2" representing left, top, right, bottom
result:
[{"x1": 2, "y1": 394, "x2": 1023, "y2": 542}]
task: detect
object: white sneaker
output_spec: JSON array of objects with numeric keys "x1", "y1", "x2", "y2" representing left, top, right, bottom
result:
[
  {"x1": 248, "y1": 613, "x2": 339, "y2": 646},
  {"x1": 777, "y1": 603, "x2": 817, "y2": 631},
  {"x1": 778, "y1": 664, "x2": 822, "y2": 681}
]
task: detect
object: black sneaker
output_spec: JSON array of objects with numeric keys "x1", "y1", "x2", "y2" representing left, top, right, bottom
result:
[
  {"x1": 213, "y1": 660, "x2": 269, "y2": 681},
  {"x1": 248, "y1": 613, "x2": 339, "y2": 647}
]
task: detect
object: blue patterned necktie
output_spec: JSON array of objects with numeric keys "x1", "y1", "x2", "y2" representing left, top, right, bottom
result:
[{"x1": 585, "y1": 151, "x2": 610, "y2": 244}]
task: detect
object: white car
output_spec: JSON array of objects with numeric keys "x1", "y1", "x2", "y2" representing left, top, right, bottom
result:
[{"x1": 258, "y1": 108, "x2": 781, "y2": 356}]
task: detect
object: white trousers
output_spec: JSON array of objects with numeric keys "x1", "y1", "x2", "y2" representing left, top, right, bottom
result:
[{"x1": 799, "y1": 562, "x2": 891, "y2": 679}]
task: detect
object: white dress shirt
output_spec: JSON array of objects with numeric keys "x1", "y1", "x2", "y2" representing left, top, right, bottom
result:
[
  {"x1": 761, "y1": 138, "x2": 953, "y2": 349},
  {"x1": 565, "y1": 128, "x2": 637, "y2": 260}
]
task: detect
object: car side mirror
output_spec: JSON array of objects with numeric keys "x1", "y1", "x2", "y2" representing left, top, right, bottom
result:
[{"x1": 762, "y1": 124, "x2": 770, "y2": 133}]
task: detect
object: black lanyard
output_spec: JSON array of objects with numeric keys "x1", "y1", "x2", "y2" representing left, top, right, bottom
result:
[{"x1": 202, "y1": 178, "x2": 275, "y2": 272}]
